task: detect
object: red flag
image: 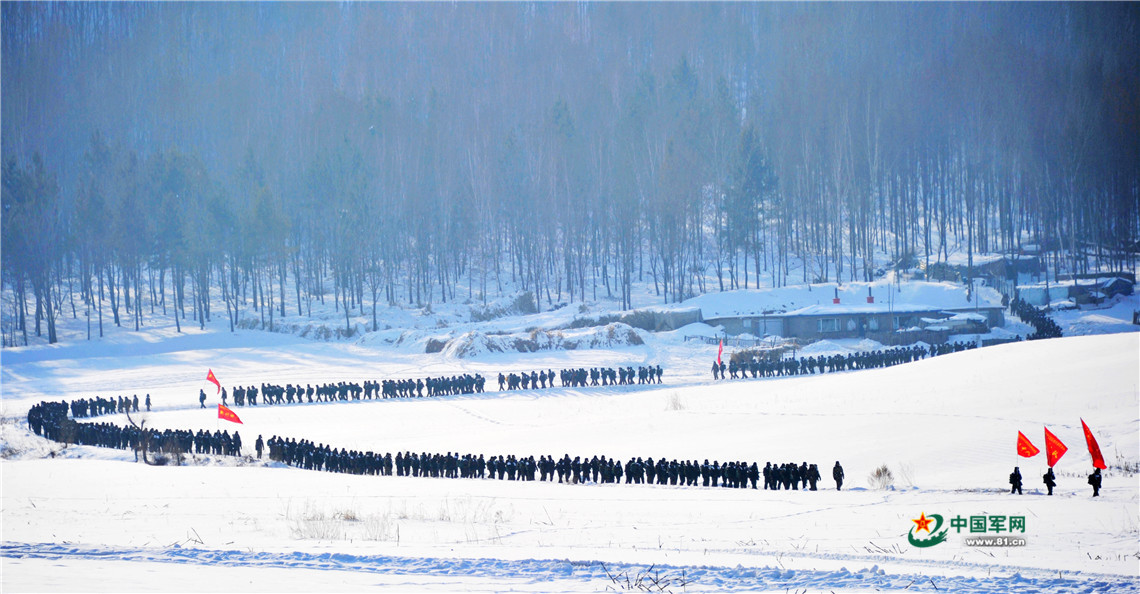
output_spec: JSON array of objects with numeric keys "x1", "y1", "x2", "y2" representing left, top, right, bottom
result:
[
  {"x1": 1016, "y1": 431, "x2": 1040, "y2": 458},
  {"x1": 206, "y1": 369, "x2": 221, "y2": 394},
  {"x1": 218, "y1": 403, "x2": 243, "y2": 424},
  {"x1": 1081, "y1": 419, "x2": 1107, "y2": 470},
  {"x1": 717, "y1": 340, "x2": 723, "y2": 365},
  {"x1": 1044, "y1": 426, "x2": 1068, "y2": 467}
]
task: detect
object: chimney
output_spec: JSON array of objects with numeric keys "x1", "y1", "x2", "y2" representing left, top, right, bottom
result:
[
  {"x1": 867, "y1": 286, "x2": 874, "y2": 304},
  {"x1": 833, "y1": 287, "x2": 840, "y2": 305}
]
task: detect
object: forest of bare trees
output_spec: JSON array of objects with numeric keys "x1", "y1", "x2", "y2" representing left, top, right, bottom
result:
[{"x1": 3, "y1": 3, "x2": 1138, "y2": 345}]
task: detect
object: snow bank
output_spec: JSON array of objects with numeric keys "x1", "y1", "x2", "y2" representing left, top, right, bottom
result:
[
  {"x1": 681, "y1": 281, "x2": 1002, "y2": 320},
  {"x1": 1064, "y1": 314, "x2": 1140, "y2": 337},
  {"x1": 794, "y1": 338, "x2": 886, "y2": 356},
  {"x1": 796, "y1": 340, "x2": 851, "y2": 355},
  {"x1": 440, "y1": 323, "x2": 646, "y2": 359}
]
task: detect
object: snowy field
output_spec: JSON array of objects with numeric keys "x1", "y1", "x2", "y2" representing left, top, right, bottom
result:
[{"x1": 2, "y1": 285, "x2": 1139, "y2": 592}]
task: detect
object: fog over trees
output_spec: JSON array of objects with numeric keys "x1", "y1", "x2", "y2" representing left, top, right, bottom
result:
[{"x1": 3, "y1": 3, "x2": 1137, "y2": 344}]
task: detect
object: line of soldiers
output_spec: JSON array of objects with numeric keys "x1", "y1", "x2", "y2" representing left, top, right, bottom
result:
[
  {"x1": 43, "y1": 364, "x2": 667, "y2": 421},
  {"x1": 1010, "y1": 297, "x2": 1063, "y2": 340},
  {"x1": 230, "y1": 366, "x2": 667, "y2": 408},
  {"x1": 51, "y1": 394, "x2": 152, "y2": 420},
  {"x1": 265, "y1": 436, "x2": 838, "y2": 491},
  {"x1": 713, "y1": 342, "x2": 978, "y2": 380},
  {"x1": 222, "y1": 374, "x2": 489, "y2": 407},
  {"x1": 498, "y1": 365, "x2": 663, "y2": 391},
  {"x1": 26, "y1": 400, "x2": 238, "y2": 458},
  {"x1": 28, "y1": 403, "x2": 846, "y2": 493}
]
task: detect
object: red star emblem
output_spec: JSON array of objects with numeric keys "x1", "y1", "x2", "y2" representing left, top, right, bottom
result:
[{"x1": 912, "y1": 512, "x2": 933, "y2": 533}]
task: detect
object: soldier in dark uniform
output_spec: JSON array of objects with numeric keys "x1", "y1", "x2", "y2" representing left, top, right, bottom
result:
[
  {"x1": 833, "y1": 461, "x2": 844, "y2": 490},
  {"x1": 1043, "y1": 466, "x2": 1056, "y2": 495},
  {"x1": 199, "y1": 389, "x2": 207, "y2": 409},
  {"x1": 1088, "y1": 468, "x2": 1102, "y2": 497},
  {"x1": 255, "y1": 435, "x2": 264, "y2": 459},
  {"x1": 1009, "y1": 466, "x2": 1023, "y2": 494},
  {"x1": 711, "y1": 361, "x2": 719, "y2": 380}
]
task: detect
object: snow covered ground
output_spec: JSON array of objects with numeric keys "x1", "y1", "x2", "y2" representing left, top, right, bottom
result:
[{"x1": 2, "y1": 283, "x2": 1138, "y2": 592}]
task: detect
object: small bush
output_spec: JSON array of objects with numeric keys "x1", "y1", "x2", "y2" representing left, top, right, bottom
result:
[
  {"x1": 868, "y1": 464, "x2": 895, "y2": 490},
  {"x1": 511, "y1": 338, "x2": 539, "y2": 352},
  {"x1": 731, "y1": 346, "x2": 789, "y2": 364},
  {"x1": 512, "y1": 291, "x2": 538, "y2": 315},
  {"x1": 362, "y1": 516, "x2": 396, "y2": 541},
  {"x1": 287, "y1": 505, "x2": 346, "y2": 541},
  {"x1": 566, "y1": 314, "x2": 619, "y2": 329},
  {"x1": 335, "y1": 509, "x2": 360, "y2": 522}
]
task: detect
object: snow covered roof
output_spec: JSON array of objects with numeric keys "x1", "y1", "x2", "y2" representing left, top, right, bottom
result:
[
  {"x1": 948, "y1": 312, "x2": 987, "y2": 322},
  {"x1": 941, "y1": 252, "x2": 1006, "y2": 267},
  {"x1": 684, "y1": 280, "x2": 1003, "y2": 320},
  {"x1": 1018, "y1": 277, "x2": 1133, "y2": 291},
  {"x1": 782, "y1": 303, "x2": 945, "y2": 317}
]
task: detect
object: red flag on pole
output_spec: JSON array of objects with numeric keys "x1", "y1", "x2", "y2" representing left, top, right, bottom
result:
[
  {"x1": 218, "y1": 403, "x2": 243, "y2": 424},
  {"x1": 717, "y1": 340, "x2": 723, "y2": 365},
  {"x1": 206, "y1": 369, "x2": 221, "y2": 394},
  {"x1": 1016, "y1": 431, "x2": 1040, "y2": 458},
  {"x1": 1081, "y1": 419, "x2": 1107, "y2": 470},
  {"x1": 1044, "y1": 426, "x2": 1068, "y2": 467}
]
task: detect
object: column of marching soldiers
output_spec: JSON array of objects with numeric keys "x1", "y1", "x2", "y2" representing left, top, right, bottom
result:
[
  {"x1": 711, "y1": 342, "x2": 979, "y2": 380},
  {"x1": 26, "y1": 398, "x2": 842, "y2": 492},
  {"x1": 26, "y1": 400, "x2": 244, "y2": 459},
  {"x1": 207, "y1": 365, "x2": 664, "y2": 408},
  {"x1": 40, "y1": 364, "x2": 664, "y2": 420},
  {"x1": 24, "y1": 357, "x2": 844, "y2": 493},
  {"x1": 263, "y1": 440, "x2": 841, "y2": 492},
  {"x1": 1009, "y1": 296, "x2": 1063, "y2": 340}
]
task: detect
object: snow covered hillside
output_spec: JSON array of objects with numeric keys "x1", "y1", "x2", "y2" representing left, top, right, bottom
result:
[{"x1": 2, "y1": 298, "x2": 1137, "y2": 591}]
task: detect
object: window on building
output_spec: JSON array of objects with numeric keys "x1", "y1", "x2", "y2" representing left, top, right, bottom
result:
[
  {"x1": 818, "y1": 318, "x2": 838, "y2": 333},
  {"x1": 743, "y1": 318, "x2": 752, "y2": 328}
]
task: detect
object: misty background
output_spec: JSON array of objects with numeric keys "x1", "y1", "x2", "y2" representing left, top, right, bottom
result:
[{"x1": 2, "y1": 3, "x2": 1137, "y2": 344}]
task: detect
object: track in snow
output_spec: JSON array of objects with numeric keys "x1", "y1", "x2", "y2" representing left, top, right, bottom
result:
[{"x1": 2, "y1": 542, "x2": 1136, "y2": 593}]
